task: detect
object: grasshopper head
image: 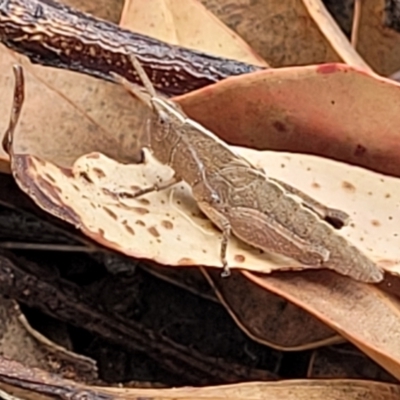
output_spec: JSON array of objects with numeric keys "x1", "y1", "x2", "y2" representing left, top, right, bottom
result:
[{"x1": 144, "y1": 97, "x2": 186, "y2": 165}]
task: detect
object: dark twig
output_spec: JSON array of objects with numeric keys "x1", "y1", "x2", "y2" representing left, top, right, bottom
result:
[{"x1": 0, "y1": 0, "x2": 263, "y2": 96}]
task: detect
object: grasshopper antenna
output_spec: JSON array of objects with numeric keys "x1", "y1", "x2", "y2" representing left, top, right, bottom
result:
[
  {"x1": 111, "y1": 53, "x2": 157, "y2": 107},
  {"x1": 128, "y1": 54, "x2": 157, "y2": 97}
]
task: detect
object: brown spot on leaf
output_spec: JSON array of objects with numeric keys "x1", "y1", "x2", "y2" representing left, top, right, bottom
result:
[
  {"x1": 132, "y1": 207, "x2": 149, "y2": 215},
  {"x1": 139, "y1": 198, "x2": 150, "y2": 206},
  {"x1": 161, "y1": 220, "x2": 174, "y2": 230},
  {"x1": 130, "y1": 185, "x2": 141, "y2": 191},
  {"x1": 35, "y1": 158, "x2": 46, "y2": 167},
  {"x1": 371, "y1": 219, "x2": 380, "y2": 227},
  {"x1": 385, "y1": 193, "x2": 391, "y2": 199},
  {"x1": 234, "y1": 254, "x2": 246, "y2": 263},
  {"x1": 354, "y1": 144, "x2": 366, "y2": 157},
  {"x1": 93, "y1": 167, "x2": 106, "y2": 179},
  {"x1": 123, "y1": 220, "x2": 135, "y2": 235},
  {"x1": 342, "y1": 181, "x2": 356, "y2": 192},
  {"x1": 135, "y1": 220, "x2": 146, "y2": 227},
  {"x1": 79, "y1": 171, "x2": 94, "y2": 184},
  {"x1": 72, "y1": 184, "x2": 80, "y2": 192},
  {"x1": 311, "y1": 182, "x2": 320, "y2": 189},
  {"x1": 148, "y1": 226, "x2": 160, "y2": 237},
  {"x1": 44, "y1": 173, "x2": 56, "y2": 183},
  {"x1": 178, "y1": 257, "x2": 195, "y2": 266},
  {"x1": 273, "y1": 121, "x2": 287, "y2": 133},
  {"x1": 103, "y1": 206, "x2": 118, "y2": 220}
]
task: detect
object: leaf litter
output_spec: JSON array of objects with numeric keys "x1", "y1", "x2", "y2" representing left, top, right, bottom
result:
[
  {"x1": 1, "y1": 0, "x2": 400, "y2": 393},
  {"x1": 0, "y1": 356, "x2": 400, "y2": 400},
  {"x1": 6, "y1": 106, "x2": 400, "y2": 277}
]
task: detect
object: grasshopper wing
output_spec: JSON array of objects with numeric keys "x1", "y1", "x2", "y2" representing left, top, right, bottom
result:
[
  {"x1": 227, "y1": 207, "x2": 383, "y2": 283},
  {"x1": 226, "y1": 206, "x2": 329, "y2": 267}
]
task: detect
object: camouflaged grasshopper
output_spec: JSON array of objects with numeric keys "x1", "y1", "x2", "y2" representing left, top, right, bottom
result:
[{"x1": 113, "y1": 55, "x2": 383, "y2": 283}]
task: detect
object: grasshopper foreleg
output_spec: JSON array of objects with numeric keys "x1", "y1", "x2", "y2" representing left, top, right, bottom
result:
[
  {"x1": 117, "y1": 175, "x2": 180, "y2": 200},
  {"x1": 220, "y1": 219, "x2": 232, "y2": 277}
]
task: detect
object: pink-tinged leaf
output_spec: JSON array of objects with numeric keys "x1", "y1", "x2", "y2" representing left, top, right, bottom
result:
[{"x1": 174, "y1": 63, "x2": 400, "y2": 177}]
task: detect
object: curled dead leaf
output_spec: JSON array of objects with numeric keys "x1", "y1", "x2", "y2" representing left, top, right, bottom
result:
[
  {"x1": 7, "y1": 145, "x2": 400, "y2": 279},
  {"x1": 244, "y1": 269, "x2": 400, "y2": 381},
  {"x1": 0, "y1": 357, "x2": 399, "y2": 400}
]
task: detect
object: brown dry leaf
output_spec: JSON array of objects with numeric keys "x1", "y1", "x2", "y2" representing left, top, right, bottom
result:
[
  {"x1": 0, "y1": 295, "x2": 97, "y2": 382},
  {"x1": 120, "y1": 0, "x2": 268, "y2": 66},
  {"x1": 174, "y1": 63, "x2": 400, "y2": 177},
  {"x1": 66, "y1": 0, "x2": 124, "y2": 22},
  {"x1": 1, "y1": 357, "x2": 400, "y2": 400},
  {"x1": 308, "y1": 345, "x2": 397, "y2": 382},
  {"x1": 0, "y1": 0, "x2": 145, "y2": 172},
  {"x1": 200, "y1": 0, "x2": 346, "y2": 67},
  {"x1": 301, "y1": 0, "x2": 372, "y2": 71},
  {"x1": 7, "y1": 140, "x2": 400, "y2": 277},
  {"x1": 243, "y1": 270, "x2": 400, "y2": 380},
  {"x1": 355, "y1": 0, "x2": 400, "y2": 76},
  {"x1": 202, "y1": 268, "x2": 339, "y2": 350},
  {"x1": 0, "y1": 48, "x2": 146, "y2": 170}
]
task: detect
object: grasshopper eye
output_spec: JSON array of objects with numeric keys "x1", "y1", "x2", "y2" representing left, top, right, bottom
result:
[
  {"x1": 158, "y1": 110, "x2": 169, "y2": 125},
  {"x1": 211, "y1": 193, "x2": 221, "y2": 204}
]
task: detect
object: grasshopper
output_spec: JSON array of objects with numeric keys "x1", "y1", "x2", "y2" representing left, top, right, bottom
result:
[{"x1": 111, "y1": 55, "x2": 383, "y2": 283}]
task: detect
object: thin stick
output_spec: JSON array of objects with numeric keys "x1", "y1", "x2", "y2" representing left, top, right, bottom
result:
[
  {"x1": 351, "y1": 0, "x2": 362, "y2": 48},
  {"x1": 0, "y1": 242, "x2": 102, "y2": 252}
]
